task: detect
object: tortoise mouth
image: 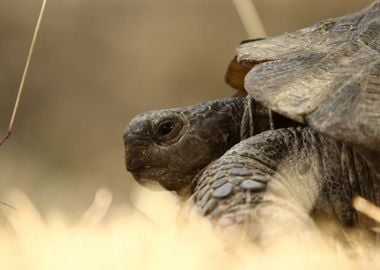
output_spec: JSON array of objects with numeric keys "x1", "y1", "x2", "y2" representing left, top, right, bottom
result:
[
  {"x1": 129, "y1": 166, "x2": 174, "y2": 190},
  {"x1": 132, "y1": 175, "x2": 164, "y2": 191},
  {"x1": 129, "y1": 166, "x2": 165, "y2": 181},
  {"x1": 127, "y1": 164, "x2": 154, "y2": 173},
  {"x1": 128, "y1": 166, "x2": 191, "y2": 192}
]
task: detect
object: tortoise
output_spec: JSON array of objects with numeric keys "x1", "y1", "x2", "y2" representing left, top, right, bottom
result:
[{"x1": 123, "y1": 1, "x2": 380, "y2": 241}]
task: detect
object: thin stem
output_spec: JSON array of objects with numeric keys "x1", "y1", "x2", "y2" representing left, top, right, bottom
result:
[
  {"x1": 232, "y1": 0, "x2": 275, "y2": 128},
  {"x1": 0, "y1": 201, "x2": 16, "y2": 211},
  {"x1": 0, "y1": 0, "x2": 48, "y2": 146},
  {"x1": 232, "y1": 0, "x2": 267, "y2": 38},
  {"x1": 353, "y1": 196, "x2": 380, "y2": 223}
]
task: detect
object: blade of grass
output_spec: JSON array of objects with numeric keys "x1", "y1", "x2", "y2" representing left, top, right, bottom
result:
[
  {"x1": 232, "y1": 0, "x2": 275, "y2": 129},
  {"x1": 353, "y1": 196, "x2": 380, "y2": 223},
  {"x1": 232, "y1": 0, "x2": 267, "y2": 38},
  {"x1": 0, "y1": 0, "x2": 48, "y2": 146}
]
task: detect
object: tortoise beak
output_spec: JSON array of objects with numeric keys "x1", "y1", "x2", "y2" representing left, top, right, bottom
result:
[{"x1": 123, "y1": 126, "x2": 149, "y2": 172}]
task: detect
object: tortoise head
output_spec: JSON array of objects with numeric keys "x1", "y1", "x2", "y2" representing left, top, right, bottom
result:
[{"x1": 123, "y1": 98, "x2": 245, "y2": 194}]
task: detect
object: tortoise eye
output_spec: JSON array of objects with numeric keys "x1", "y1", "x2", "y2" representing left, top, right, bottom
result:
[
  {"x1": 154, "y1": 118, "x2": 184, "y2": 143},
  {"x1": 157, "y1": 121, "x2": 174, "y2": 136}
]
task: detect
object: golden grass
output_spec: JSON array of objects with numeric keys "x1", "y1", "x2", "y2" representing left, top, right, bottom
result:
[{"x1": 0, "y1": 188, "x2": 378, "y2": 270}]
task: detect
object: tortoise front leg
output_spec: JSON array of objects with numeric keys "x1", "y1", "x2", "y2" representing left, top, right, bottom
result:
[
  {"x1": 192, "y1": 127, "x2": 376, "y2": 243},
  {"x1": 193, "y1": 155, "x2": 317, "y2": 243}
]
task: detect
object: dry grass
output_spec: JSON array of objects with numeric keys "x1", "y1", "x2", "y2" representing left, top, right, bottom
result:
[
  {"x1": 354, "y1": 196, "x2": 380, "y2": 224},
  {"x1": 0, "y1": 1, "x2": 378, "y2": 269},
  {"x1": 0, "y1": 188, "x2": 378, "y2": 270},
  {"x1": 0, "y1": 0, "x2": 47, "y2": 146}
]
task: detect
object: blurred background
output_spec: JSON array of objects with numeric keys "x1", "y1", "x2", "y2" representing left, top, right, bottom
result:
[{"x1": 0, "y1": 0, "x2": 373, "y2": 218}]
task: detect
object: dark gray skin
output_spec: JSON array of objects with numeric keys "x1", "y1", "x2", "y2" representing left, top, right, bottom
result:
[
  {"x1": 124, "y1": 97, "x2": 379, "y2": 239},
  {"x1": 124, "y1": 2, "x2": 380, "y2": 240},
  {"x1": 124, "y1": 97, "x2": 298, "y2": 194},
  {"x1": 193, "y1": 127, "x2": 379, "y2": 241}
]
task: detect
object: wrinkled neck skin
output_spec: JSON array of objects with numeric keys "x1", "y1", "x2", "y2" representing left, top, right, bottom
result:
[
  {"x1": 240, "y1": 96, "x2": 302, "y2": 140},
  {"x1": 240, "y1": 96, "x2": 267, "y2": 139},
  {"x1": 356, "y1": 147, "x2": 380, "y2": 179},
  {"x1": 185, "y1": 96, "x2": 301, "y2": 195}
]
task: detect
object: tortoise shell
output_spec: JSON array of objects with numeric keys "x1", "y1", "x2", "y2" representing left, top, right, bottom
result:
[{"x1": 225, "y1": 1, "x2": 380, "y2": 152}]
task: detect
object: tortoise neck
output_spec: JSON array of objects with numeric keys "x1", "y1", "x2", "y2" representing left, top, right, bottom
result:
[
  {"x1": 240, "y1": 97, "x2": 271, "y2": 140},
  {"x1": 240, "y1": 96, "x2": 303, "y2": 140}
]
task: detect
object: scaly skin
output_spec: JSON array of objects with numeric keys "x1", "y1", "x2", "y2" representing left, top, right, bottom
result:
[
  {"x1": 124, "y1": 2, "x2": 380, "y2": 240},
  {"x1": 123, "y1": 97, "x2": 378, "y2": 239},
  {"x1": 192, "y1": 127, "x2": 379, "y2": 241}
]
